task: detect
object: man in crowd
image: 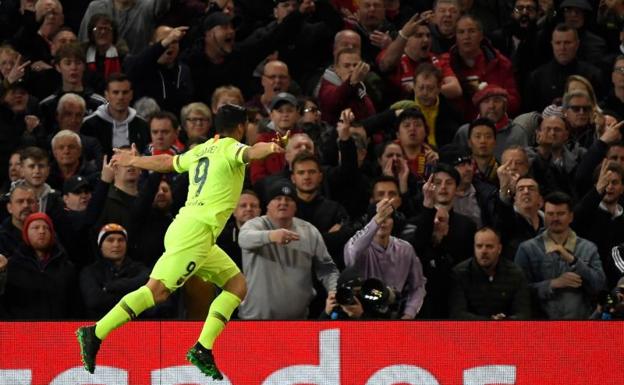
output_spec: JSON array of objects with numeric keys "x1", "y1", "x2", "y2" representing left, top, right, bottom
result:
[
  {"x1": 449, "y1": 227, "x2": 530, "y2": 319},
  {"x1": 573, "y1": 162, "x2": 624, "y2": 289},
  {"x1": 0, "y1": 183, "x2": 39, "y2": 257},
  {"x1": 246, "y1": 60, "x2": 292, "y2": 117},
  {"x1": 238, "y1": 180, "x2": 339, "y2": 319},
  {"x1": 526, "y1": 24, "x2": 602, "y2": 112},
  {"x1": 39, "y1": 42, "x2": 106, "y2": 132},
  {"x1": 454, "y1": 84, "x2": 528, "y2": 160},
  {"x1": 54, "y1": 93, "x2": 103, "y2": 168},
  {"x1": 442, "y1": 14, "x2": 520, "y2": 120},
  {"x1": 429, "y1": 0, "x2": 460, "y2": 54},
  {"x1": 47, "y1": 130, "x2": 99, "y2": 191},
  {"x1": 318, "y1": 47, "x2": 376, "y2": 125},
  {"x1": 344, "y1": 197, "x2": 426, "y2": 319},
  {"x1": 489, "y1": 0, "x2": 541, "y2": 87},
  {"x1": 81, "y1": 73, "x2": 150, "y2": 157},
  {"x1": 217, "y1": 190, "x2": 262, "y2": 270},
  {"x1": 408, "y1": 164, "x2": 476, "y2": 318},
  {"x1": 250, "y1": 93, "x2": 303, "y2": 186},
  {"x1": 145, "y1": 111, "x2": 185, "y2": 156},
  {"x1": 515, "y1": 192, "x2": 606, "y2": 319},
  {"x1": 290, "y1": 152, "x2": 353, "y2": 268}
]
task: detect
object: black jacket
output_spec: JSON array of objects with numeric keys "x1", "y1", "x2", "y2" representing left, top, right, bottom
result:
[
  {"x1": 39, "y1": 89, "x2": 107, "y2": 135},
  {"x1": 526, "y1": 59, "x2": 602, "y2": 112},
  {"x1": 449, "y1": 257, "x2": 531, "y2": 320},
  {"x1": 295, "y1": 194, "x2": 354, "y2": 269},
  {"x1": 0, "y1": 242, "x2": 80, "y2": 319},
  {"x1": 573, "y1": 188, "x2": 624, "y2": 289},
  {"x1": 407, "y1": 206, "x2": 477, "y2": 318},
  {"x1": 124, "y1": 43, "x2": 193, "y2": 115},
  {"x1": 79, "y1": 256, "x2": 149, "y2": 319},
  {"x1": 81, "y1": 108, "x2": 150, "y2": 157},
  {"x1": 494, "y1": 197, "x2": 543, "y2": 261},
  {"x1": 0, "y1": 218, "x2": 23, "y2": 258}
]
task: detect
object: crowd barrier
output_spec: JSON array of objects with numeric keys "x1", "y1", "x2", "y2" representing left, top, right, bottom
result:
[{"x1": 0, "y1": 321, "x2": 622, "y2": 385}]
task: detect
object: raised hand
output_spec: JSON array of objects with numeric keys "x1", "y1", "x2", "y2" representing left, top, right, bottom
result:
[
  {"x1": 497, "y1": 159, "x2": 520, "y2": 196},
  {"x1": 399, "y1": 10, "x2": 434, "y2": 38},
  {"x1": 337, "y1": 108, "x2": 354, "y2": 140},
  {"x1": 369, "y1": 30, "x2": 392, "y2": 48},
  {"x1": 111, "y1": 147, "x2": 137, "y2": 167},
  {"x1": 101, "y1": 154, "x2": 115, "y2": 183},
  {"x1": 595, "y1": 159, "x2": 613, "y2": 195},
  {"x1": 422, "y1": 174, "x2": 436, "y2": 208},
  {"x1": 349, "y1": 61, "x2": 370, "y2": 85},
  {"x1": 6, "y1": 54, "x2": 31, "y2": 84},
  {"x1": 161, "y1": 26, "x2": 189, "y2": 47},
  {"x1": 374, "y1": 198, "x2": 394, "y2": 224},
  {"x1": 600, "y1": 119, "x2": 624, "y2": 144}
]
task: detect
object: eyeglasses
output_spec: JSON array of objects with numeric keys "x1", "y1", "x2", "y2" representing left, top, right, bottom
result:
[
  {"x1": 186, "y1": 117, "x2": 210, "y2": 124},
  {"x1": 303, "y1": 106, "x2": 320, "y2": 114},
  {"x1": 93, "y1": 26, "x2": 112, "y2": 34},
  {"x1": 514, "y1": 5, "x2": 536, "y2": 13},
  {"x1": 567, "y1": 105, "x2": 592, "y2": 113},
  {"x1": 614, "y1": 66, "x2": 624, "y2": 74}
]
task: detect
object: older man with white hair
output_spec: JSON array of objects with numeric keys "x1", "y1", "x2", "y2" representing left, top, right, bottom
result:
[
  {"x1": 47, "y1": 130, "x2": 99, "y2": 191},
  {"x1": 55, "y1": 93, "x2": 104, "y2": 169}
]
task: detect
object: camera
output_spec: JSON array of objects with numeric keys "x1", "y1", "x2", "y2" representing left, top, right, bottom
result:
[
  {"x1": 596, "y1": 288, "x2": 624, "y2": 319},
  {"x1": 335, "y1": 277, "x2": 398, "y2": 317},
  {"x1": 335, "y1": 277, "x2": 361, "y2": 306}
]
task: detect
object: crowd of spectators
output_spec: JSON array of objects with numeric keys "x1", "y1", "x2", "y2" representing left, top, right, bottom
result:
[{"x1": 1, "y1": 0, "x2": 624, "y2": 321}]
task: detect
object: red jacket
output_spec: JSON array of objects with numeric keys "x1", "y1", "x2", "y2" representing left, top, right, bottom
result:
[
  {"x1": 249, "y1": 128, "x2": 301, "y2": 185},
  {"x1": 441, "y1": 40, "x2": 520, "y2": 120},
  {"x1": 318, "y1": 68, "x2": 376, "y2": 125}
]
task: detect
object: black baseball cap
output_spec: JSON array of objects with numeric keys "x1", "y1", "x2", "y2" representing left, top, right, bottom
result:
[
  {"x1": 63, "y1": 175, "x2": 91, "y2": 195},
  {"x1": 269, "y1": 92, "x2": 298, "y2": 111},
  {"x1": 202, "y1": 12, "x2": 233, "y2": 32},
  {"x1": 266, "y1": 180, "x2": 297, "y2": 202}
]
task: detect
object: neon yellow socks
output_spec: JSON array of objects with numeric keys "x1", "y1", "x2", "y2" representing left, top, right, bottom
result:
[
  {"x1": 95, "y1": 286, "x2": 155, "y2": 340},
  {"x1": 198, "y1": 290, "x2": 241, "y2": 349}
]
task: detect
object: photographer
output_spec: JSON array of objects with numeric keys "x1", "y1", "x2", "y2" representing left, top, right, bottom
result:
[
  {"x1": 591, "y1": 277, "x2": 624, "y2": 320},
  {"x1": 321, "y1": 268, "x2": 399, "y2": 320},
  {"x1": 342, "y1": 197, "x2": 426, "y2": 319}
]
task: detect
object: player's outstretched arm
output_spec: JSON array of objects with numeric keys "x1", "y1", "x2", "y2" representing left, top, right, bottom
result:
[
  {"x1": 243, "y1": 141, "x2": 285, "y2": 163},
  {"x1": 112, "y1": 146, "x2": 175, "y2": 173}
]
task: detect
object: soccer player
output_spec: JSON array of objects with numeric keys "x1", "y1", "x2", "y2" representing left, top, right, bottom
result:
[{"x1": 76, "y1": 104, "x2": 284, "y2": 379}]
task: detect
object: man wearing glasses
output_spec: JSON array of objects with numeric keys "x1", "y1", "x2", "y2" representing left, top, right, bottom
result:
[
  {"x1": 561, "y1": 90, "x2": 597, "y2": 150},
  {"x1": 489, "y1": 0, "x2": 540, "y2": 87},
  {"x1": 246, "y1": 60, "x2": 292, "y2": 117}
]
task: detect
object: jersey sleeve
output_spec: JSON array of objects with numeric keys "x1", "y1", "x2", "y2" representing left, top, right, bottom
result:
[
  {"x1": 223, "y1": 140, "x2": 250, "y2": 166},
  {"x1": 172, "y1": 142, "x2": 204, "y2": 173}
]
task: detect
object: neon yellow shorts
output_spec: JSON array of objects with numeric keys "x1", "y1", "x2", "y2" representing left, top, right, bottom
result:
[{"x1": 150, "y1": 214, "x2": 240, "y2": 291}]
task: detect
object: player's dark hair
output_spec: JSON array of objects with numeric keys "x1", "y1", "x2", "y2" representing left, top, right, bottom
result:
[{"x1": 214, "y1": 104, "x2": 248, "y2": 135}]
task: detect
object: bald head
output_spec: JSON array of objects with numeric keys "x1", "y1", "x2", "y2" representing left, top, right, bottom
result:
[{"x1": 334, "y1": 30, "x2": 362, "y2": 58}]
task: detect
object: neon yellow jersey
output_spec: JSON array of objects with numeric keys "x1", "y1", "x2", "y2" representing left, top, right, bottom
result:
[{"x1": 172, "y1": 136, "x2": 248, "y2": 229}]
